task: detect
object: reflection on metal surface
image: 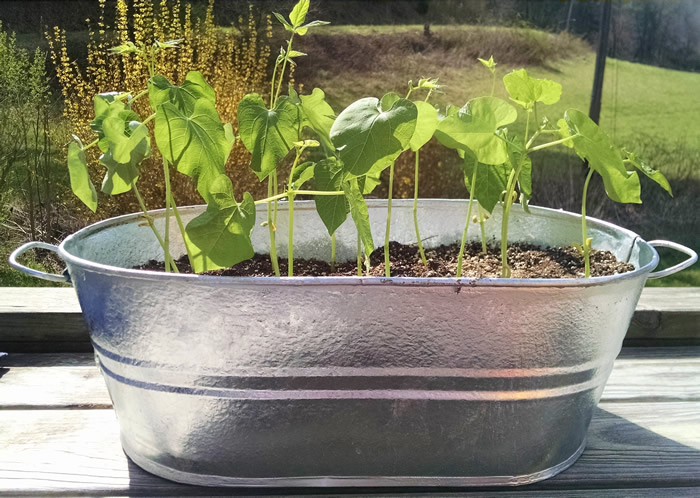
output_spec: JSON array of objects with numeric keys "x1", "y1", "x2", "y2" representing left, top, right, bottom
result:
[{"x1": 25, "y1": 200, "x2": 682, "y2": 486}]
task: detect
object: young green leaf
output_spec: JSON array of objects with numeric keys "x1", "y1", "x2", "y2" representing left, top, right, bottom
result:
[
  {"x1": 313, "y1": 158, "x2": 349, "y2": 236},
  {"x1": 380, "y1": 92, "x2": 401, "y2": 111},
  {"x1": 155, "y1": 39, "x2": 183, "y2": 49},
  {"x1": 99, "y1": 122, "x2": 151, "y2": 195},
  {"x1": 503, "y1": 69, "x2": 562, "y2": 109},
  {"x1": 556, "y1": 118, "x2": 574, "y2": 148},
  {"x1": 289, "y1": 87, "x2": 336, "y2": 154},
  {"x1": 109, "y1": 42, "x2": 138, "y2": 55},
  {"x1": 409, "y1": 101, "x2": 438, "y2": 151},
  {"x1": 504, "y1": 135, "x2": 533, "y2": 211},
  {"x1": 564, "y1": 109, "x2": 641, "y2": 204},
  {"x1": 291, "y1": 161, "x2": 315, "y2": 189},
  {"x1": 91, "y1": 93, "x2": 130, "y2": 151},
  {"x1": 67, "y1": 139, "x2": 97, "y2": 212},
  {"x1": 343, "y1": 178, "x2": 374, "y2": 262},
  {"x1": 102, "y1": 116, "x2": 149, "y2": 164},
  {"x1": 185, "y1": 175, "x2": 256, "y2": 273},
  {"x1": 359, "y1": 169, "x2": 382, "y2": 195},
  {"x1": 237, "y1": 94, "x2": 298, "y2": 181},
  {"x1": 331, "y1": 96, "x2": 417, "y2": 177},
  {"x1": 297, "y1": 20, "x2": 330, "y2": 33},
  {"x1": 154, "y1": 99, "x2": 229, "y2": 203},
  {"x1": 148, "y1": 71, "x2": 215, "y2": 115},
  {"x1": 435, "y1": 96, "x2": 517, "y2": 165},
  {"x1": 624, "y1": 150, "x2": 673, "y2": 196},
  {"x1": 99, "y1": 150, "x2": 140, "y2": 195},
  {"x1": 461, "y1": 151, "x2": 509, "y2": 214},
  {"x1": 273, "y1": 12, "x2": 294, "y2": 32},
  {"x1": 289, "y1": 0, "x2": 310, "y2": 28},
  {"x1": 478, "y1": 55, "x2": 496, "y2": 72}
]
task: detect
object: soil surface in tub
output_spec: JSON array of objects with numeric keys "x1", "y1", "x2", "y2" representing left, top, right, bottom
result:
[{"x1": 136, "y1": 241, "x2": 635, "y2": 278}]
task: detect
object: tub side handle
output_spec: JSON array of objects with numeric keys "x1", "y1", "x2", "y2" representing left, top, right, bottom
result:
[
  {"x1": 8, "y1": 242, "x2": 70, "y2": 283},
  {"x1": 647, "y1": 240, "x2": 698, "y2": 280}
]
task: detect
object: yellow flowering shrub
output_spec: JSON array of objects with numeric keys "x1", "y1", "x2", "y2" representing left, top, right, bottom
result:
[{"x1": 47, "y1": 0, "x2": 272, "y2": 218}]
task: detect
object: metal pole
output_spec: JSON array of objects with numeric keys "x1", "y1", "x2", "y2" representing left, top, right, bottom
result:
[
  {"x1": 565, "y1": 0, "x2": 574, "y2": 33},
  {"x1": 589, "y1": 0, "x2": 613, "y2": 124}
]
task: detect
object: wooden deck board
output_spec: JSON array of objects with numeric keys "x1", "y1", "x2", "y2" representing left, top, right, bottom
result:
[
  {"x1": 0, "y1": 402, "x2": 699, "y2": 495},
  {"x1": 1, "y1": 347, "x2": 699, "y2": 495},
  {"x1": 1, "y1": 287, "x2": 699, "y2": 351}
]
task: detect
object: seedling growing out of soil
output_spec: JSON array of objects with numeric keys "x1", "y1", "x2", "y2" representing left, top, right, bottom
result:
[
  {"x1": 561, "y1": 111, "x2": 672, "y2": 276},
  {"x1": 238, "y1": 0, "x2": 330, "y2": 276},
  {"x1": 64, "y1": 0, "x2": 672, "y2": 281},
  {"x1": 406, "y1": 78, "x2": 440, "y2": 266}
]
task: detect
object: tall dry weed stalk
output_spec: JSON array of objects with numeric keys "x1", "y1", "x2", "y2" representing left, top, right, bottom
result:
[{"x1": 47, "y1": 0, "x2": 272, "y2": 218}]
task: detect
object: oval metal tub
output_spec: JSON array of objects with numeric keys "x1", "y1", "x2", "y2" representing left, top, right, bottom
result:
[{"x1": 9, "y1": 199, "x2": 698, "y2": 487}]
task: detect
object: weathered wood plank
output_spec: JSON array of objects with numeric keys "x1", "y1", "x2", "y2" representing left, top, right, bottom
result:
[
  {"x1": 1, "y1": 287, "x2": 698, "y2": 352},
  {"x1": 1, "y1": 349, "x2": 699, "y2": 409},
  {"x1": 0, "y1": 288, "x2": 91, "y2": 352},
  {"x1": 626, "y1": 287, "x2": 700, "y2": 345},
  {"x1": 0, "y1": 402, "x2": 698, "y2": 495}
]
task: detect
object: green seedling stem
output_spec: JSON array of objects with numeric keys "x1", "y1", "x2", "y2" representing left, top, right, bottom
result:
[
  {"x1": 267, "y1": 176, "x2": 281, "y2": 277},
  {"x1": 581, "y1": 168, "x2": 594, "y2": 278},
  {"x1": 131, "y1": 181, "x2": 176, "y2": 272},
  {"x1": 161, "y1": 158, "x2": 178, "y2": 273},
  {"x1": 287, "y1": 148, "x2": 304, "y2": 276},
  {"x1": 331, "y1": 233, "x2": 336, "y2": 273},
  {"x1": 478, "y1": 205, "x2": 488, "y2": 253},
  {"x1": 457, "y1": 158, "x2": 478, "y2": 278},
  {"x1": 385, "y1": 161, "x2": 395, "y2": 277},
  {"x1": 413, "y1": 150, "x2": 428, "y2": 266}
]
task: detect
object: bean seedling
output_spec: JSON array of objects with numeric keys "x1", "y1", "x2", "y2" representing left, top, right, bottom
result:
[{"x1": 66, "y1": 0, "x2": 672, "y2": 280}]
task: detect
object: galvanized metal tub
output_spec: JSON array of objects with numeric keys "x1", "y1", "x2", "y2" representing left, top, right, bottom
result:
[{"x1": 9, "y1": 199, "x2": 697, "y2": 487}]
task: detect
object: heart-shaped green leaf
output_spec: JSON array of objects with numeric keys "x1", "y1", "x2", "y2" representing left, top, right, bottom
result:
[
  {"x1": 67, "y1": 139, "x2": 97, "y2": 212},
  {"x1": 148, "y1": 71, "x2": 215, "y2": 115},
  {"x1": 503, "y1": 69, "x2": 562, "y2": 109},
  {"x1": 313, "y1": 158, "x2": 349, "y2": 236},
  {"x1": 185, "y1": 175, "x2": 256, "y2": 273},
  {"x1": 331, "y1": 96, "x2": 417, "y2": 177},
  {"x1": 624, "y1": 151, "x2": 672, "y2": 196},
  {"x1": 435, "y1": 96, "x2": 517, "y2": 165},
  {"x1": 565, "y1": 109, "x2": 641, "y2": 204},
  {"x1": 154, "y1": 99, "x2": 229, "y2": 203},
  {"x1": 409, "y1": 101, "x2": 438, "y2": 151},
  {"x1": 238, "y1": 93, "x2": 299, "y2": 181}
]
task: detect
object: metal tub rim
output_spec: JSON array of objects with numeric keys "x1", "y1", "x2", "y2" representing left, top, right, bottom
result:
[{"x1": 54, "y1": 199, "x2": 661, "y2": 288}]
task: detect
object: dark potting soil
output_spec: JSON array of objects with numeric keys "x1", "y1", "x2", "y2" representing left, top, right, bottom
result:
[{"x1": 135, "y1": 241, "x2": 635, "y2": 279}]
